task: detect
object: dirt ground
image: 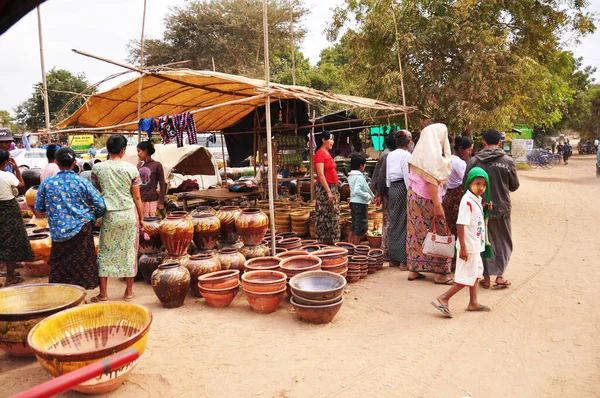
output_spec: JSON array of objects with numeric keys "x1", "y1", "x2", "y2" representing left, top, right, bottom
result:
[{"x1": 2, "y1": 153, "x2": 600, "y2": 398}]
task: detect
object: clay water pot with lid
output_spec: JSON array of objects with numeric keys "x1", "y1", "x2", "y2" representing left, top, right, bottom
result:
[
  {"x1": 186, "y1": 254, "x2": 222, "y2": 296},
  {"x1": 140, "y1": 217, "x2": 163, "y2": 253},
  {"x1": 151, "y1": 262, "x2": 191, "y2": 308},
  {"x1": 216, "y1": 206, "x2": 241, "y2": 243},
  {"x1": 191, "y1": 213, "x2": 221, "y2": 250},
  {"x1": 159, "y1": 213, "x2": 194, "y2": 255},
  {"x1": 215, "y1": 248, "x2": 246, "y2": 273},
  {"x1": 235, "y1": 208, "x2": 269, "y2": 246}
]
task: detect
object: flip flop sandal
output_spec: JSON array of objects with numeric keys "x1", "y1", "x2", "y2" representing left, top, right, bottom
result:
[
  {"x1": 434, "y1": 278, "x2": 454, "y2": 285},
  {"x1": 124, "y1": 293, "x2": 135, "y2": 302},
  {"x1": 90, "y1": 295, "x2": 109, "y2": 303},
  {"x1": 430, "y1": 301, "x2": 452, "y2": 318},
  {"x1": 479, "y1": 280, "x2": 491, "y2": 289},
  {"x1": 467, "y1": 305, "x2": 491, "y2": 312},
  {"x1": 408, "y1": 273, "x2": 426, "y2": 281},
  {"x1": 4, "y1": 276, "x2": 24, "y2": 286},
  {"x1": 494, "y1": 280, "x2": 512, "y2": 288}
]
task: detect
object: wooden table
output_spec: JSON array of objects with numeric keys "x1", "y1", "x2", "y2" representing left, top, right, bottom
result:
[{"x1": 176, "y1": 188, "x2": 260, "y2": 211}]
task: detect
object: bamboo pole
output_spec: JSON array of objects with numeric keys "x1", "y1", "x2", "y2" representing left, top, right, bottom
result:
[
  {"x1": 36, "y1": 6, "x2": 50, "y2": 133},
  {"x1": 391, "y1": 1, "x2": 409, "y2": 130},
  {"x1": 263, "y1": 0, "x2": 276, "y2": 255},
  {"x1": 289, "y1": 0, "x2": 296, "y2": 86},
  {"x1": 137, "y1": 0, "x2": 148, "y2": 142}
]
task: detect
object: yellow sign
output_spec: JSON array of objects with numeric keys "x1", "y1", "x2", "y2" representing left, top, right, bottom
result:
[{"x1": 68, "y1": 135, "x2": 94, "y2": 151}]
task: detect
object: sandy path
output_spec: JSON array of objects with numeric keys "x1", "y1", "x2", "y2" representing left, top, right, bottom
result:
[{"x1": 2, "y1": 154, "x2": 599, "y2": 397}]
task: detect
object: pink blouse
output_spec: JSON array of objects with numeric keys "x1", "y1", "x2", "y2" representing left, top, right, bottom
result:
[{"x1": 408, "y1": 172, "x2": 443, "y2": 202}]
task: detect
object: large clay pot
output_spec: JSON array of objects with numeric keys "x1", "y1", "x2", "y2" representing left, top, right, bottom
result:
[
  {"x1": 191, "y1": 213, "x2": 221, "y2": 250},
  {"x1": 162, "y1": 253, "x2": 190, "y2": 269},
  {"x1": 151, "y1": 262, "x2": 191, "y2": 308},
  {"x1": 92, "y1": 231, "x2": 100, "y2": 254},
  {"x1": 21, "y1": 168, "x2": 41, "y2": 192},
  {"x1": 216, "y1": 206, "x2": 241, "y2": 243},
  {"x1": 235, "y1": 208, "x2": 269, "y2": 246},
  {"x1": 239, "y1": 244, "x2": 270, "y2": 260},
  {"x1": 25, "y1": 186, "x2": 39, "y2": 209},
  {"x1": 140, "y1": 217, "x2": 163, "y2": 253},
  {"x1": 192, "y1": 206, "x2": 216, "y2": 215},
  {"x1": 139, "y1": 252, "x2": 167, "y2": 284},
  {"x1": 215, "y1": 248, "x2": 246, "y2": 273},
  {"x1": 186, "y1": 254, "x2": 222, "y2": 296},
  {"x1": 159, "y1": 213, "x2": 194, "y2": 255},
  {"x1": 24, "y1": 233, "x2": 52, "y2": 277}
]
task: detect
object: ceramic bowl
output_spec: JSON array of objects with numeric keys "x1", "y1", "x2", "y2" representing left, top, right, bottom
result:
[
  {"x1": 244, "y1": 257, "x2": 281, "y2": 272},
  {"x1": 289, "y1": 270, "x2": 346, "y2": 301},
  {"x1": 279, "y1": 255, "x2": 322, "y2": 278},
  {"x1": 28, "y1": 303, "x2": 152, "y2": 394},
  {"x1": 198, "y1": 283, "x2": 240, "y2": 308},
  {"x1": 197, "y1": 269, "x2": 240, "y2": 290},
  {"x1": 291, "y1": 291, "x2": 343, "y2": 306},
  {"x1": 0, "y1": 284, "x2": 87, "y2": 357},
  {"x1": 243, "y1": 286, "x2": 286, "y2": 314},
  {"x1": 275, "y1": 250, "x2": 309, "y2": 260},
  {"x1": 290, "y1": 296, "x2": 344, "y2": 324},
  {"x1": 241, "y1": 270, "x2": 287, "y2": 293}
]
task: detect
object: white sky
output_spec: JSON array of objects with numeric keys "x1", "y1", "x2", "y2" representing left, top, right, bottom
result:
[{"x1": 0, "y1": 0, "x2": 598, "y2": 114}]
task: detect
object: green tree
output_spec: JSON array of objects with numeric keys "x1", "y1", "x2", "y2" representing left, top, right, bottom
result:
[
  {"x1": 14, "y1": 68, "x2": 95, "y2": 131},
  {"x1": 127, "y1": 0, "x2": 308, "y2": 79},
  {"x1": 0, "y1": 110, "x2": 24, "y2": 133}
]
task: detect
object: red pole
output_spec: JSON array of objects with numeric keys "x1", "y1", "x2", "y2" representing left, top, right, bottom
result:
[{"x1": 12, "y1": 349, "x2": 139, "y2": 398}]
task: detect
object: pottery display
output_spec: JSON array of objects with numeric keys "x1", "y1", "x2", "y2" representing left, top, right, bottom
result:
[
  {"x1": 241, "y1": 270, "x2": 287, "y2": 293},
  {"x1": 334, "y1": 242, "x2": 355, "y2": 256},
  {"x1": 277, "y1": 237, "x2": 302, "y2": 251},
  {"x1": 312, "y1": 248, "x2": 348, "y2": 268},
  {"x1": 198, "y1": 283, "x2": 240, "y2": 308},
  {"x1": 192, "y1": 206, "x2": 216, "y2": 215},
  {"x1": 0, "y1": 284, "x2": 86, "y2": 357},
  {"x1": 368, "y1": 248, "x2": 385, "y2": 271},
  {"x1": 274, "y1": 250, "x2": 309, "y2": 260},
  {"x1": 24, "y1": 233, "x2": 52, "y2": 277},
  {"x1": 235, "y1": 208, "x2": 269, "y2": 246},
  {"x1": 279, "y1": 255, "x2": 322, "y2": 279},
  {"x1": 243, "y1": 286, "x2": 286, "y2": 314},
  {"x1": 354, "y1": 245, "x2": 370, "y2": 257},
  {"x1": 289, "y1": 271, "x2": 346, "y2": 301},
  {"x1": 215, "y1": 248, "x2": 246, "y2": 273},
  {"x1": 159, "y1": 213, "x2": 194, "y2": 255},
  {"x1": 140, "y1": 217, "x2": 163, "y2": 253},
  {"x1": 244, "y1": 257, "x2": 281, "y2": 272},
  {"x1": 191, "y1": 213, "x2": 221, "y2": 250},
  {"x1": 25, "y1": 185, "x2": 39, "y2": 209},
  {"x1": 290, "y1": 296, "x2": 344, "y2": 324},
  {"x1": 186, "y1": 254, "x2": 222, "y2": 296},
  {"x1": 162, "y1": 253, "x2": 191, "y2": 269},
  {"x1": 27, "y1": 302, "x2": 152, "y2": 394},
  {"x1": 197, "y1": 269, "x2": 240, "y2": 290},
  {"x1": 138, "y1": 252, "x2": 167, "y2": 284},
  {"x1": 239, "y1": 243, "x2": 270, "y2": 259},
  {"x1": 151, "y1": 262, "x2": 191, "y2": 308},
  {"x1": 216, "y1": 206, "x2": 241, "y2": 243}
]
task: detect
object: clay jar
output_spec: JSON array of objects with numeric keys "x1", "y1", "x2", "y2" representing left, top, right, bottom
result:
[
  {"x1": 186, "y1": 254, "x2": 222, "y2": 296},
  {"x1": 139, "y1": 252, "x2": 167, "y2": 284},
  {"x1": 216, "y1": 206, "x2": 241, "y2": 243},
  {"x1": 191, "y1": 213, "x2": 221, "y2": 250},
  {"x1": 25, "y1": 185, "x2": 39, "y2": 209},
  {"x1": 25, "y1": 234, "x2": 52, "y2": 277},
  {"x1": 140, "y1": 217, "x2": 163, "y2": 253},
  {"x1": 235, "y1": 208, "x2": 269, "y2": 246},
  {"x1": 216, "y1": 249, "x2": 246, "y2": 273},
  {"x1": 159, "y1": 213, "x2": 194, "y2": 255},
  {"x1": 239, "y1": 244, "x2": 270, "y2": 260},
  {"x1": 151, "y1": 262, "x2": 191, "y2": 308},
  {"x1": 162, "y1": 253, "x2": 190, "y2": 269}
]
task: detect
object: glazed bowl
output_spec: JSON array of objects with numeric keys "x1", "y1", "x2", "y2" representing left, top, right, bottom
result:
[
  {"x1": 289, "y1": 270, "x2": 347, "y2": 301},
  {"x1": 243, "y1": 286, "x2": 286, "y2": 314},
  {"x1": 27, "y1": 303, "x2": 152, "y2": 394},
  {"x1": 312, "y1": 248, "x2": 348, "y2": 267},
  {"x1": 197, "y1": 269, "x2": 240, "y2": 290},
  {"x1": 279, "y1": 255, "x2": 322, "y2": 278},
  {"x1": 290, "y1": 296, "x2": 344, "y2": 324},
  {"x1": 244, "y1": 257, "x2": 281, "y2": 272},
  {"x1": 198, "y1": 283, "x2": 240, "y2": 308},
  {"x1": 0, "y1": 284, "x2": 87, "y2": 357},
  {"x1": 241, "y1": 270, "x2": 287, "y2": 293}
]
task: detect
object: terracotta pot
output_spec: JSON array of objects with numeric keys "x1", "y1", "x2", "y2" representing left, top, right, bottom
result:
[
  {"x1": 198, "y1": 283, "x2": 240, "y2": 308},
  {"x1": 312, "y1": 248, "x2": 348, "y2": 267},
  {"x1": 140, "y1": 217, "x2": 163, "y2": 253},
  {"x1": 239, "y1": 244, "x2": 270, "y2": 259},
  {"x1": 191, "y1": 213, "x2": 221, "y2": 250},
  {"x1": 25, "y1": 233, "x2": 51, "y2": 276},
  {"x1": 244, "y1": 257, "x2": 281, "y2": 272},
  {"x1": 354, "y1": 245, "x2": 370, "y2": 256},
  {"x1": 241, "y1": 270, "x2": 287, "y2": 293},
  {"x1": 216, "y1": 206, "x2": 241, "y2": 243},
  {"x1": 275, "y1": 250, "x2": 309, "y2": 260},
  {"x1": 218, "y1": 240, "x2": 244, "y2": 251},
  {"x1": 368, "y1": 248, "x2": 384, "y2": 258},
  {"x1": 138, "y1": 252, "x2": 167, "y2": 284},
  {"x1": 162, "y1": 253, "x2": 190, "y2": 269},
  {"x1": 186, "y1": 254, "x2": 222, "y2": 296},
  {"x1": 25, "y1": 185, "x2": 39, "y2": 209},
  {"x1": 235, "y1": 208, "x2": 268, "y2": 246},
  {"x1": 276, "y1": 232, "x2": 297, "y2": 240},
  {"x1": 291, "y1": 292, "x2": 343, "y2": 306},
  {"x1": 290, "y1": 296, "x2": 344, "y2": 324},
  {"x1": 366, "y1": 235, "x2": 382, "y2": 248},
  {"x1": 215, "y1": 249, "x2": 246, "y2": 273},
  {"x1": 159, "y1": 214, "x2": 194, "y2": 255},
  {"x1": 301, "y1": 245, "x2": 321, "y2": 253},
  {"x1": 279, "y1": 255, "x2": 322, "y2": 278},
  {"x1": 289, "y1": 270, "x2": 346, "y2": 301},
  {"x1": 192, "y1": 206, "x2": 216, "y2": 215},
  {"x1": 334, "y1": 242, "x2": 355, "y2": 256},
  {"x1": 21, "y1": 168, "x2": 41, "y2": 192},
  {"x1": 300, "y1": 239, "x2": 318, "y2": 246},
  {"x1": 277, "y1": 237, "x2": 302, "y2": 250},
  {"x1": 243, "y1": 286, "x2": 286, "y2": 314},
  {"x1": 151, "y1": 262, "x2": 191, "y2": 308},
  {"x1": 198, "y1": 269, "x2": 240, "y2": 290}
]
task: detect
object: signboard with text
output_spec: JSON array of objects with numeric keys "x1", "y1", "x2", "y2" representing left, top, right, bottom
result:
[{"x1": 68, "y1": 135, "x2": 94, "y2": 152}]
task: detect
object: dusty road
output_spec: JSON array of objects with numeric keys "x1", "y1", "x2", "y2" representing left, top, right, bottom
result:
[{"x1": 2, "y1": 154, "x2": 599, "y2": 397}]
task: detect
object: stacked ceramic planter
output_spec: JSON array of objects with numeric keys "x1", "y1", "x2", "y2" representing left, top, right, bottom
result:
[
  {"x1": 241, "y1": 270, "x2": 287, "y2": 313},
  {"x1": 368, "y1": 249, "x2": 384, "y2": 271},
  {"x1": 354, "y1": 245, "x2": 370, "y2": 257},
  {"x1": 278, "y1": 255, "x2": 322, "y2": 297},
  {"x1": 334, "y1": 242, "x2": 355, "y2": 256},
  {"x1": 289, "y1": 271, "x2": 346, "y2": 324},
  {"x1": 277, "y1": 237, "x2": 302, "y2": 251},
  {"x1": 312, "y1": 247, "x2": 349, "y2": 278},
  {"x1": 290, "y1": 209, "x2": 310, "y2": 237},
  {"x1": 348, "y1": 255, "x2": 368, "y2": 281},
  {"x1": 244, "y1": 257, "x2": 281, "y2": 272},
  {"x1": 197, "y1": 269, "x2": 240, "y2": 308},
  {"x1": 274, "y1": 209, "x2": 291, "y2": 233}
]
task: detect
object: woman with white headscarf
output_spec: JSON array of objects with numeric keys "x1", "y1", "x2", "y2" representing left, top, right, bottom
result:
[{"x1": 405, "y1": 123, "x2": 454, "y2": 284}]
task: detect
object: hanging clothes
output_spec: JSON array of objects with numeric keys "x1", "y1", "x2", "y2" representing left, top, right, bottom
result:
[{"x1": 172, "y1": 112, "x2": 198, "y2": 148}]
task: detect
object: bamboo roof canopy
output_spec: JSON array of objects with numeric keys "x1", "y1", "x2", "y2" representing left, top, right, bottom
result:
[{"x1": 54, "y1": 69, "x2": 417, "y2": 132}]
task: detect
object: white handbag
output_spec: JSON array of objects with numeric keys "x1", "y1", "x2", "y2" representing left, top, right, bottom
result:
[{"x1": 422, "y1": 216, "x2": 456, "y2": 259}]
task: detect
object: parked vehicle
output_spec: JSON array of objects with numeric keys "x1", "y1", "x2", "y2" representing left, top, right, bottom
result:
[
  {"x1": 13, "y1": 148, "x2": 48, "y2": 169},
  {"x1": 81, "y1": 146, "x2": 109, "y2": 161}
]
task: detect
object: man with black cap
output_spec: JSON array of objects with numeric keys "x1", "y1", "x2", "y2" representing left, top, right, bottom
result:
[
  {"x1": 0, "y1": 128, "x2": 16, "y2": 173},
  {"x1": 33, "y1": 147, "x2": 106, "y2": 290}
]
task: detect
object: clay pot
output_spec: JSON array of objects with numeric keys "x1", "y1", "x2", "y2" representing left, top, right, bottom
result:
[
  {"x1": 140, "y1": 217, "x2": 163, "y2": 253},
  {"x1": 312, "y1": 248, "x2": 348, "y2": 268},
  {"x1": 244, "y1": 257, "x2": 281, "y2": 272},
  {"x1": 290, "y1": 296, "x2": 344, "y2": 324},
  {"x1": 276, "y1": 232, "x2": 297, "y2": 240},
  {"x1": 301, "y1": 245, "x2": 321, "y2": 253},
  {"x1": 279, "y1": 255, "x2": 322, "y2": 279},
  {"x1": 25, "y1": 185, "x2": 39, "y2": 209},
  {"x1": 139, "y1": 252, "x2": 167, "y2": 284},
  {"x1": 192, "y1": 206, "x2": 216, "y2": 215},
  {"x1": 334, "y1": 242, "x2": 355, "y2": 256},
  {"x1": 186, "y1": 254, "x2": 222, "y2": 297},
  {"x1": 198, "y1": 269, "x2": 240, "y2": 290},
  {"x1": 366, "y1": 235, "x2": 381, "y2": 248},
  {"x1": 191, "y1": 213, "x2": 221, "y2": 250},
  {"x1": 162, "y1": 253, "x2": 191, "y2": 270},
  {"x1": 241, "y1": 270, "x2": 287, "y2": 293},
  {"x1": 300, "y1": 239, "x2": 318, "y2": 246},
  {"x1": 275, "y1": 250, "x2": 309, "y2": 260},
  {"x1": 235, "y1": 208, "x2": 268, "y2": 246},
  {"x1": 277, "y1": 237, "x2": 302, "y2": 250},
  {"x1": 159, "y1": 214, "x2": 194, "y2": 255},
  {"x1": 354, "y1": 245, "x2": 370, "y2": 256},
  {"x1": 289, "y1": 270, "x2": 346, "y2": 301},
  {"x1": 198, "y1": 283, "x2": 240, "y2": 308},
  {"x1": 24, "y1": 234, "x2": 51, "y2": 277},
  {"x1": 21, "y1": 168, "x2": 41, "y2": 192},
  {"x1": 243, "y1": 286, "x2": 286, "y2": 314},
  {"x1": 216, "y1": 206, "x2": 241, "y2": 243},
  {"x1": 215, "y1": 249, "x2": 246, "y2": 273},
  {"x1": 151, "y1": 262, "x2": 191, "y2": 308},
  {"x1": 239, "y1": 244, "x2": 270, "y2": 259},
  {"x1": 291, "y1": 292, "x2": 343, "y2": 306}
]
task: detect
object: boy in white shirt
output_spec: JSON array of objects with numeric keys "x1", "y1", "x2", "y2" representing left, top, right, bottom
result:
[{"x1": 431, "y1": 167, "x2": 492, "y2": 318}]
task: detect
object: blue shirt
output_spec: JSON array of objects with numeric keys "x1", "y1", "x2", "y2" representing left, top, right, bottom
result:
[
  {"x1": 348, "y1": 170, "x2": 375, "y2": 205},
  {"x1": 34, "y1": 170, "x2": 106, "y2": 242}
]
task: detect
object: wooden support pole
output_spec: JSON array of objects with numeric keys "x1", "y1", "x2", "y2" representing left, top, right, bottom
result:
[
  {"x1": 391, "y1": 1, "x2": 409, "y2": 130},
  {"x1": 36, "y1": 6, "x2": 50, "y2": 133},
  {"x1": 264, "y1": 0, "x2": 276, "y2": 255},
  {"x1": 137, "y1": 0, "x2": 148, "y2": 142}
]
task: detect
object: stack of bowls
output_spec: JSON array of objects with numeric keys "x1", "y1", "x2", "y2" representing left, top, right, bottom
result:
[
  {"x1": 197, "y1": 270, "x2": 240, "y2": 308},
  {"x1": 334, "y1": 242, "x2": 355, "y2": 256},
  {"x1": 346, "y1": 260, "x2": 361, "y2": 283},
  {"x1": 368, "y1": 249, "x2": 384, "y2": 271},
  {"x1": 275, "y1": 249, "x2": 308, "y2": 260},
  {"x1": 277, "y1": 237, "x2": 302, "y2": 251},
  {"x1": 279, "y1": 255, "x2": 322, "y2": 296},
  {"x1": 354, "y1": 245, "x2": 370, "y2": 257},
  {"x1": 301, "y1": 239, "x2": 318, "y2": 246},
  {"x1": 289, "y1": 271, "x2": 346, "y2": 324},
  {"x1": 350, "y1": 255, "x2": 369, "y2": 279},
  {"x1": 308, "y1": 214, "x2": 316, "y2": 239},
  {"x1": 290, "y1": 209, "x2": 310, "y2": 237},
  {"x1": 367, "y1": 257, "x2": 377, "y2": 274},
  {"x1": 241, "y1": 270, "x2": 287, "y2": 313},
  {"x1": 275, "y1": 209, "x2": 292, "y2": 232},
  {"x1": 244, "y1": 257, "x2": 281, "y2": 272}
]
